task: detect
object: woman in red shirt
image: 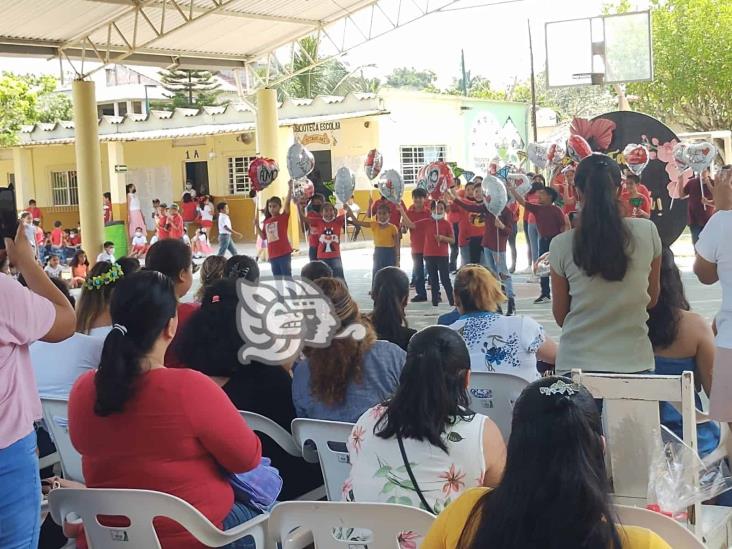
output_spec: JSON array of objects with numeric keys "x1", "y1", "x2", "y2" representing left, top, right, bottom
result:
[
  {"x1": 256, "y1": 185, "x2": 293, "y2": 276},
  {"x1": 181, "y1": 193, "x2": 200, "y2": 236},
  {"x1": 68, "y1": 271, "x2": 262, "y2": 549}
]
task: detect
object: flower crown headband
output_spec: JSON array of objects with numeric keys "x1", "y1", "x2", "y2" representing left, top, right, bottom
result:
[{"x1": 84, "y1": 262, "x2": 124, "y2": 291}]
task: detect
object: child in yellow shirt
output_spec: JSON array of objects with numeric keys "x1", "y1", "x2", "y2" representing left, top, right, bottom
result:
[{"x1": 346, "y1": 202, "x2": 399, "y2": 281}]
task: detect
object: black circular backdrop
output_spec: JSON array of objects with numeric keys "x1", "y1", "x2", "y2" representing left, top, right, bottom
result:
[{"x1": 590, "y1": 111, "x2": 687, "y2": 246}]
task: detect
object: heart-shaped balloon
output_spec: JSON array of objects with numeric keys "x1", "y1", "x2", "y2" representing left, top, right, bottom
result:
[
  {"x1": 291, "y1": 177, "x2": 314, "y2": 201},
  {"x1": 378, "y1": 169, "x2": 404, "y2": 204},
  {"x1": 247, "y1": 157, "x2": 279, "y2": 195},
  {"x1": 482, "y1": 174, "x2": 508, "y2": 217},
  {"x1": 534, "y1": 252, "x2": 551, "y2": 278},
  {"x1": 623, "y1": 144, "x2": 650, "y2": 176},
  {"x1": 527, "y1": 143, "x2": 549, "y2": 169},
  {"x1": 287, "y1": 143, "x2": 315, "y2": 180},
  {"x1": 547, "y1": 142, "x2": 566, "y2": 166},
  {"x1": 566, "y1": 135, "x2": 592, "y2": 162},
  {"x1": 684, "y1": 142, "x2": 717, "y2": 174},
  {"x1": 364, "y1": 149, "x2": 383, "y2": 181},
  {"x1": 507, "y1": 173, "x2": 532, "y2": 198},
  {"x1": 424, "y1": 162, "x2": 453, "y2": 199},
  {"x1": 672, "y1": 142, "x2": 689, "y2": 172},
  {"x1": 334, "y1": 167, "x2": 355, "y2": 204}
]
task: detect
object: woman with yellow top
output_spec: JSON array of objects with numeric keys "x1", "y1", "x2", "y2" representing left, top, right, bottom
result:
[
  {"x1": 422, "y1": 376, "x2": 671, "y2": 549},
  {"x1": 345, "y1": 202, "x2": 399, "y2": 281}
]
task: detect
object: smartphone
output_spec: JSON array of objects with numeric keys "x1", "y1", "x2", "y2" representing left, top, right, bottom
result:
[{"x1": 0, "y1": 186, "x2": 19, "y2": 250}]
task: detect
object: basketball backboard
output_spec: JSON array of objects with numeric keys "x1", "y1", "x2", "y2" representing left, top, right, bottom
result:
[{"x1": 545, "y1": 10, "x2": 653, "y2": 88}]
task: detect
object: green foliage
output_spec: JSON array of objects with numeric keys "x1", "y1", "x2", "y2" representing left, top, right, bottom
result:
[
  {"x1": 158, "y1": 69, "x2": 223, "y2": 109},
  {"x1": 385, "y1": 67, "x2": 439, "y2": 92},
  {"x1": 0, "y1": 72, "x2": 71, "y2": 146}
]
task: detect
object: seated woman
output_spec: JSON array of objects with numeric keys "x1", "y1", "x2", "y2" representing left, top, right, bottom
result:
[
  {"x1": 194, "y1": 255, "x2": 226, "y2": 302},
  {"x1": 292, "y1": 278, "x2": 405, "y2": 422},
  {"x1": 367, "y1": 267, "x2": 416, "y2": 351},
  {"x1": 648, "y1": 247, "x2": 719, "y2": 456},
  {"x1": 422, "y1": 376, "x2": 670, "y2": 549},
  {"x1": 224, "y1": 254, "x2": 260, "y2": 282},
  {"x1": 450, "y1": 265, "x2": 556, "y2": 382},
  {"x1": 178, "y1": 279, "x2": 323, "y2": 500},
  {"x1": 68, "y1": 271, "x2": 262, "y2": 549},
  {"x1": 345, "y1": 326, "x2": 506, "y2": 514}
]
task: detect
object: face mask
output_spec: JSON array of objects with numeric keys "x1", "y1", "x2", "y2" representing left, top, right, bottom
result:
[
  {"x1": 135, "y1": 232, "x2": 142, "y2": 237},
  {"x1": 432, "y1": 213, "x2": 445, "y2": 221}
]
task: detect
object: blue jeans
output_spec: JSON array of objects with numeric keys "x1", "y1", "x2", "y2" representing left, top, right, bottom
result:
[
  {"x1": 308, "y1": 245, "x2": 317, "y2": 261},
  {"x1": 373, "y1": 247, "x2": 396, "y2": 279},
  {"x1": 539, "y1": 236, "x2": 553, "y2": 297},
  {"x1": 527, "y1": 223, "x2": 540, "y2": 264},
  {"x1": 484, "y1": 247, "x2": 514, "y2": 299},
  {"x1": 221, "y1": 501, "x2": 262, "y2": 549},
  {"x1": 270, "y1": 254, "x2": 292, "y2": 277},
  {"x1": 0, "y1": 431, "x2": 41, "y2": 549},
  {"x1": 322, "y1": 257, "x2": 345, "y2": 282},
  {"x1": 690, "y1": 224, "x2": 703, "y2": 245},
  {"x1": 217, "y1": 233, "x2": 238, "y2": 257},
  {"x1": 459, "y1": 245, "x2": 471, "y2": 267},
  {"x1": 411, "y1": 252, "x2": 426, "y2": 298}
]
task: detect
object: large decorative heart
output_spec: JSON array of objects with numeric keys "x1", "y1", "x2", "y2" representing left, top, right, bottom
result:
[
  {"x1": 527, "y1": 142, "x2": 548, "y2": 169},
  {"x1": 291, "y1": 177, "x2": 314, "y2": 201},
  {"x1": 287, "y1": 143, "x2": 315, "y2": 180},
  {"x1": 364, "y1": 149, "x2": 383, "y2": 181},
  {"x1": 334, "y1": 167, "x2": 355, "y2": 204},
  {"x1": 566, "y1": 135, "x2": 592, "y2": 162},
  {"x1": 247, "y1": 157, "x2": 279, "y2": 195},
  {"x1": 684, "y1": 142, "x2": 717, "y2": 174},
  {"x1": 482, "y1": 174, "x2": 507, "y2": 217},
  {"x1": 623, "y1": 144, "x2": 650, "y2": 176},
  {"x1": 378, "y1": 169, "x2": 404, "y2": 204}
]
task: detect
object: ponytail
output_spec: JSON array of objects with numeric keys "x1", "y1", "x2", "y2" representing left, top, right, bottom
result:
[
  {"x1": 370, "y1": 267, "x2": 409, "y2": 343},
  {"x1": 573, "y1": 154, "x2": 631, "y2": 281},
  {"x1": 94, "y1": 271, "x2": 177, "y2": 416}
]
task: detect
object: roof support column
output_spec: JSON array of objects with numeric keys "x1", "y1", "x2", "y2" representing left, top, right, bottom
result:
[
  {"x1": 72, "y1": 79, "x2": 104, "y2": 264},
  {"x1": 11, "y1": 148, "x2": 35, "y2": 211},
  {"x1": 106, "y1": 142, "x2": 128, "y2": 226},
  {"x1": 256, "y1": 88, "x2": 299, "y2": 251}
]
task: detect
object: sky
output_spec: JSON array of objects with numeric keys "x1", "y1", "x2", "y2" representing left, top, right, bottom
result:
[{"x1": 0, "y1": 0, "x2": 650, "y2": 90}]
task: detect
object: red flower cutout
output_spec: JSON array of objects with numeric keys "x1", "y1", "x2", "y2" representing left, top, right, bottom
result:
[{"x1": 570, "y1": 117, "x2": 616, "y2": 151}]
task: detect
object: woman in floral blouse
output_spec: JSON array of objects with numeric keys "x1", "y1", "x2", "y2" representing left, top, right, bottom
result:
[{"x1": 345, "y1": 326, "x2": 506, "y2": 514}]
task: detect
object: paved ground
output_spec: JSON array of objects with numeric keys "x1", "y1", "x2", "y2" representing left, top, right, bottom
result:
[{"x1": 211, "y1": 228, "x2": 721, "y2": 340}]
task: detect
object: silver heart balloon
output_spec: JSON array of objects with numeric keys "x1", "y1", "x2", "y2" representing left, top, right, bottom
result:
[
  {"x1": 527, "y1": 143, "x2": 548, "y2": 169},
  {"x1": 684, "y1": 142, "x2": 717, "y2": 174},
  {"x1": 287, "y1": 143, "x2": 315, "y2": 180},
  {"x1": 334, "y1": 167, "x2": 355, "y2": 204},
  {"x1": 482, "y1": 174, "x2": 508, "y2": 217},
  {"x1": 378, "y1": 169, "x2": 404, "y2": 204}
]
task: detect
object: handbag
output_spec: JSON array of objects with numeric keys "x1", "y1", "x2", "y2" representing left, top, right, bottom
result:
[
  {"x1": 228, "y1": 457, "x2": 283, "y2": 512},
  {"x1": 396, "y1": 435, "x2": 435, "y2": 515}
]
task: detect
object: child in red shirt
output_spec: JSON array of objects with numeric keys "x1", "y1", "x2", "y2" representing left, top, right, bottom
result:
[
  {"x1": 156, "y1": 203, "x2": 170, "y2": 240},
  {"x1": 621, "y1": 173, "x2": 651, "y2": 219},
  {"x1": 402, "y1": 199, "x2": 454, "y2": 307},
  {"x1": 302, "y1": 194, "x2": 326, "y2": 261},
  {"x1": 103, "y1": 192, "x2": 113, "y2": 225},
  {"x1": 167, "y1": 204, "x2": 185, "y2": 240},
  {"x1": 256, "y1": 185, "x2": 293, "y2": 276},
  {"x1": 406, "y1": 187, "x2": 431, "y2": 302},
  {"x1": 26, "y1": 199, "x2": 42, "y2": 225},
  {"x1": 302, "y1": 202, "x2": 346, "y2": 281}
]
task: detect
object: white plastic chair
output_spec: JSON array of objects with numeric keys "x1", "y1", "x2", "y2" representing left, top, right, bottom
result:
[
  {"x1": 268, "y1": 500, "x2": 434, "y2": 549},
  {"x1": 239, "y1": 411, "x2": 325, "y2": 501},
  {"x1": 291, "y1": 419, "x2": 354, "y2": 501},
  {"x1": 41, "y1": 397, "x2": 84, "y2": 483},
  {"x1": 615, "y1": 504, "x2": 705, "y2": 548},
  {"x1": 48, "y1": 488, "x2": 268, "y2": 549},
  {"x1": 467, "y1": 371, "x2": 529, "y2": 441}
]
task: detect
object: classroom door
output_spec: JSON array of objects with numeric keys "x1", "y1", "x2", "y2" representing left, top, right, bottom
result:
[
  {"x1": 312, "y1": 150, "x2": 333, "y2": 199},
  {"x1": 185, "y1": 161, "x2": 210, "y2": 197}
]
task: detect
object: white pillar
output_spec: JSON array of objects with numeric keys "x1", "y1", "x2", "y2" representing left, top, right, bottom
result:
[
  {"x1": 12, "y1": 148, "x2": 35, "y2": 210},
  {"x1": 106, "y1": 142, "x2": 127, "y2": 223},
  {"x1": 72, "y1": 80, "x2": 104, "y2": 264}
]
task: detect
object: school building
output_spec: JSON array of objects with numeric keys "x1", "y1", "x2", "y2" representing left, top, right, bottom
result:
[{"x1": 3, "y1": 88, "x2": 529, "y2": 245}]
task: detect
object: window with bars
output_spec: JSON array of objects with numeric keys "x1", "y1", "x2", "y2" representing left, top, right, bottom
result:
[
  {"x1": 399, "y1": 145, "x2": 447, "y2": 185},
  {"x1": 50, "y1": 170, "x2": 79, "y2": 206},
  {"x1": 227, "y1": 156, "x2": 256, "y2": 195}
]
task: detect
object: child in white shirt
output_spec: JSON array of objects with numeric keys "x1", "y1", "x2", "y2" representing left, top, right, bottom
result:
[{"x1": 96, "y1": 241, "x2": 116, "y2": 263}]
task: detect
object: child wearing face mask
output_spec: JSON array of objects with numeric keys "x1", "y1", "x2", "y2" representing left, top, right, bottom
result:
[
  {"x1": 97, "y1": 241, "x2": 116, "y2": 263},
  {"x1": 255, "y1": 184, "x2": 294, "y2": 277},
  {"x1": 300, "y1": 201, "x2": 347, "y2": 281},
  {"x1": 130, "y1": 227, "x2": 149, "y2": 258},
  {"x1": 401, "y1": 200, "x2": 455, "y2": 307},
  {"x1": 346, "y1": 202, "x2": 399, "y2": 280},
  {"x1": 300, "y1": 194, "x2": 325, "y2": 260}
]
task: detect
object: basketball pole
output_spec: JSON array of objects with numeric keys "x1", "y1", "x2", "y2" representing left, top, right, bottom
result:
[{"x1": 527, "y1": 19, "x2": 538, "y2": 142}]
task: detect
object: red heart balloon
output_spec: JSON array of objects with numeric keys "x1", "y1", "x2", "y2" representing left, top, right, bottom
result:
[
  {"x1": 566, "y1": 135, "x2": 592, "y2": 162},
  {"x1": 248, "y1": 158, "x2": 279, "y2": 193}
]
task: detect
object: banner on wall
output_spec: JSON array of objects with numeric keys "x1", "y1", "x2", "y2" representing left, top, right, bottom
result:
[{"x1": 293, "y1": 121, "x2": 341, "y2": 148}]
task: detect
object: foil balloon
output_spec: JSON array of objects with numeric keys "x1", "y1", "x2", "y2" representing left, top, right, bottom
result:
[
  {"x1": 482, "y1": 174, "x2": 508, "y2": 217},
  {"x1": 287, "y1": 143, "x2": 315, "y2": 180},
  {"x1": 534, "y1": 252, "x2": 551, "y2": 278},
  {"x1": 424, "y1": 161, "x2": 453, "y2": 199},
  {"x1": 672, "y1": 142, "x2": 689, "y2": 172},
  {"x1": 566, "y1": 135, "x2": 592, "y2": 162},
  {"x1": 507, "y1": 173, "x2": 531, "y2": 198},
  {"x1": 291, "y1": 177, "x2": 314, "y2": 202},
  {"x1": 364, "y1": 149, "x2": 383, "y2": 180},
  {"x1": 684, "y1": 142, "x2": 717, "y2": 174},
  {"x1": 547, "y1": 142, "x2": 566, "y2": 166},
  {"x1": 527, "y1": 142, "x2": 549, "y2": 169},
  {"x1": 247, "y1": 157, "x2": 279, "y2": 195},
  {"x1": 334, "y1": 167, "x2": 355, "y2": 204},
  {"x1": 378, "y1": 169, "x2": 404, "y2": 204},
  {"x1": 622, "y1": 144, "x2": 650, "y2": 176}
]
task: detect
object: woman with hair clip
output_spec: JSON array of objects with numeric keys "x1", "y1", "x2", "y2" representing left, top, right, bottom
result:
[
  {"x1": 421, "y1": 376, "x2": 670, "y2": 549},
  {"x1": 367, "y1": 267, "x2": 416, "y2": 351},
  {"x1": 68, "y1": 271, "x2": 262, "y2": 549},
  {"x1": 292, "y1": 277, "x2": 405, "y2": 422},
  {"x1": 345, "y1": 326, "x2": 505, "y2": 514},
  {"x1": 75, "y1": 261, "x2": 123, "y2": 336},
  {"x1": 549, "y1": 153, "x2": 661, "y2": 373}
]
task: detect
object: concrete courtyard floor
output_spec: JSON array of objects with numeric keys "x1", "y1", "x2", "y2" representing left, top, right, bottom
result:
[{"x1": 203, "y1": 229, "x2": 721, "y2": 341}]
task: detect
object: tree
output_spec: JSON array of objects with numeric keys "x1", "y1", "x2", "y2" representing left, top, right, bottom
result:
[
  {"x1": 0, "y1": 72, "x2": 73, "y2": 146},
  {"x1": 384, "y1": 67, "x2": 439, "y2": 91},
  {"x1": 158, "y1": 69, "x2": 222, "y2": 108},
  {"x1": 609, "y1": 0, "x2": 732, "y2": 130}
]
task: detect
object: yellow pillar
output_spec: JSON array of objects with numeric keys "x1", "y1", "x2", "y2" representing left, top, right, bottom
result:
[
  {"x1": 256, "y1": 88, "x2": 300, "y2": 250},
  {"x1": 106, "y1": 142, "x2": 128, "y2": 223},
  {"x1": 72, "y1": 80, "x2": 104, "y2": 264},
  {"x1": 12, "y1": 148, "x2": 35, "y2": 211}
]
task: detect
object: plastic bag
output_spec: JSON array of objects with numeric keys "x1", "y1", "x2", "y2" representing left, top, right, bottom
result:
[{"x1": 647, "y1": 428, "x2": 732, "y2": 517}]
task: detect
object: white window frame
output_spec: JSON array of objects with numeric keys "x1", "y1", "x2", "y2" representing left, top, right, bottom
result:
[
  {"x1": 227, "y1": 155, "x2": 256, "y2": 195},
  {"x1": 399, "y1": 145, "x2": 447, "y2": 185},
  {"x1": 50, "y1": 170, "x2": 79, "y2": 206}
]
